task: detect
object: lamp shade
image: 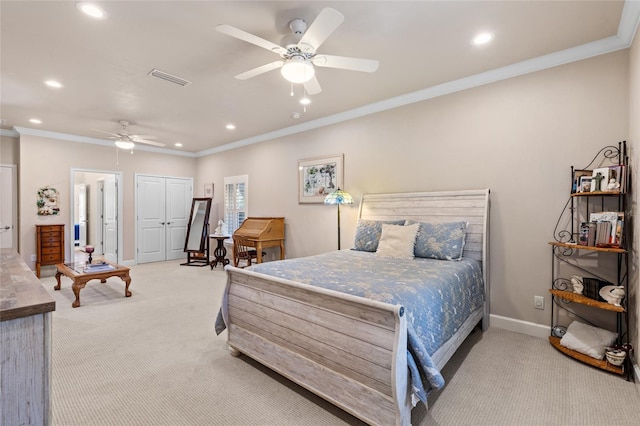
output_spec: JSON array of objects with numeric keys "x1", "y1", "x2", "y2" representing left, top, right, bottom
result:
[
  {"x1": 281, "y1": 57, "x2": 315, "y2": 84},
  {"x1": 324, "y1": 188, "x2": 353, "y2": 205}
]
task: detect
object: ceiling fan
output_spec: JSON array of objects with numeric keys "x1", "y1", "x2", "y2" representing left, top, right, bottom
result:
[
  {"x1": 94, "y1": 120, "x2": 165, "y2": 149},
  {"x1": 216, "y1": 7, "x2": 379, "y2": 95}
]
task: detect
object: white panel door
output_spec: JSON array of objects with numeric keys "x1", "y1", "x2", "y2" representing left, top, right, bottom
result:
[
  {"x1": 137, "y1": 176, "x2": 167, "y2": 263},
  {"x1": 165, "y1": 178, "x2": 192, "y2": 260},
  {"x1": 103, "y1": 176, "x2": 118, "y2": 263},
  {"x1": 0, "y1": 165, "x2": 16, "y2": 249}
]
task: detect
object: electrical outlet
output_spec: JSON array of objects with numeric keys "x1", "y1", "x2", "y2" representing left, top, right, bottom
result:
[
  {"x1": 31, "y1": 254, "x2": 37, "y2": 262},
  {"x1": 534, "y1": 295, "x2": 544, "y2": 310}
]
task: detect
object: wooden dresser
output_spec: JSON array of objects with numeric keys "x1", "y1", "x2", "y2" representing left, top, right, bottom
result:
[{"x1": 36, "y1": 224, "x2": 65, "y2": 278}]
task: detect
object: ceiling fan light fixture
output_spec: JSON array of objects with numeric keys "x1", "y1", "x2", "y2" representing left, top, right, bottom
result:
[
  {"x1": 115, "y1": 140, "x2": 135, "y2": 150},
  {"x1": 281, "y1": 57, "x2": 315, "y2": 84},
  {"x1": 76, "y1": 2, "x2": 107, "y2": 19}
]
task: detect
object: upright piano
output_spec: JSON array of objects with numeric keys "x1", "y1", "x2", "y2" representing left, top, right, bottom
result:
[{"x1": 233, "y1": 217, "x2": 285, "y2": 264}]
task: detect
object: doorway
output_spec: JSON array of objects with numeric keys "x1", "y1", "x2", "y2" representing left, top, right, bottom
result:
[
  {"x1": 70, "y1": 169, "x2": 123, "y2": 264},
  {"x1": 0, "y1": 164, "x2": 17, "y2": 249}
]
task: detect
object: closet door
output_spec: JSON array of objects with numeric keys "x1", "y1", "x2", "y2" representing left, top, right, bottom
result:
[
  {"x1": 137, "y1": 175, "x2": 192, "y2": 263},
  {"x1": 165, "y1": 178, "x2": 191, "y2": 260}
]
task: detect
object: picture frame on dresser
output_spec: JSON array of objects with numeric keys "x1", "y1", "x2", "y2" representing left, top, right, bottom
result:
[{"x1": 297, "y1": 154, "x2": 343, "y2": 204}]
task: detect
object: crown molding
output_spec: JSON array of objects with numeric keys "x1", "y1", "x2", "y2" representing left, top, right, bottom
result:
[
  {"x1": 0, "y1": 128, "x2": 19, "y2": 138},
  {"x1": 13, "y1": 127, "x2": 196, "y2": 157},
  {"x1": 198, "y1": 1, "x2": 640, "y2": 157}
]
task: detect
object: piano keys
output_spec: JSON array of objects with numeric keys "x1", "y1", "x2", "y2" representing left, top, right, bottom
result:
[{"x1": 233, "y1": 217, "x2": 284, "y2": 264}]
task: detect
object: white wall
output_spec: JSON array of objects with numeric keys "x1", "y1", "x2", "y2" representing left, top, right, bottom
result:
[{"x1": 197, "y1": 50, "x2": 630, "y2": 328}]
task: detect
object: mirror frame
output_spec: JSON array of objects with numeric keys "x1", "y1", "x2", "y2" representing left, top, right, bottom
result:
[{"x1": 183, "y1": 197, "x2": 212, "y2": 253}]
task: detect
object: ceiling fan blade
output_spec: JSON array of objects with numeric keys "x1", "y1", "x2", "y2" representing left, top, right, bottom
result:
[
  {"x1": 298, "y1": 8, "x2": 344, "y2": 51},
  {"x1": 216, "y1": 24, "x2": 287, "y2": 55},
  {"x1": 304, "y1": 76, "x2": 322, "y2": 95},
  {"x1": 92, "y1": 129, "x2": 120, "y2": 137},
  {"x1": 235, "y1": 61, "x2": 284, "y2": 80},
  {"x1": 133, "y1": 139, "x2": 165, "y2": 147},
  {"x1": 313, "y1": 54, "x2": 379, "y2": 73},
  {"x1": 130, "y1": 134, "x2": 158, "y2": 140}
]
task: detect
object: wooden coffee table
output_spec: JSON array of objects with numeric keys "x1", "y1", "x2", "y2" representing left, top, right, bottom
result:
[{"x1": 54, "y1": 262, "x2": 131, "y2": 308}]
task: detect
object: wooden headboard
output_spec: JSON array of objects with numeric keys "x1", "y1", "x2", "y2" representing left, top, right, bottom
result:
[{"x1": 358, "y1": 189, "x2": 491, "y2": 320}]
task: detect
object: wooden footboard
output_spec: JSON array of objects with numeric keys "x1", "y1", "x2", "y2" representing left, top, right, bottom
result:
[{"x1": 222, "y1": 267, "x2": 411, "y2": 426}]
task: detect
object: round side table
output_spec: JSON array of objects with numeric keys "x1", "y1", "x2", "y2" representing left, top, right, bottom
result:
[{"x1": 210, "y1": 234, "x2": 230, "y2": 269}]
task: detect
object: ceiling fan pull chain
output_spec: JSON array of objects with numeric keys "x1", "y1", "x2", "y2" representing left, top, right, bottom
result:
[{"x1": 290, "y1": 82, "x2": 294, "y2": 97}]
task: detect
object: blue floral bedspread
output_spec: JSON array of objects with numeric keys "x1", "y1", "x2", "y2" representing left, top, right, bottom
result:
[{"x1": 215, "y1": 250, "x2": 484, "y2": 404}]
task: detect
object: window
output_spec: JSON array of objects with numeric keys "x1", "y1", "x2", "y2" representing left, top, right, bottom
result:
[{"x1": 224, "y1": 175, "x2": 248, "y2": 235}]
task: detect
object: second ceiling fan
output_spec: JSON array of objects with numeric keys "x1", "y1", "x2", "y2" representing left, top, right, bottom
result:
[{"x1": 216, "y1": 7, "x2": 379, "y2": 94}]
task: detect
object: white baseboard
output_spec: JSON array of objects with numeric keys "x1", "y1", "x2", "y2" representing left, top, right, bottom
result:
[
  {"x1": 633, "y1": 356, "x2": 640, "y2": 387},
  {"x1": 489, "y1": 314, "x2": 549, "y2": 339}
]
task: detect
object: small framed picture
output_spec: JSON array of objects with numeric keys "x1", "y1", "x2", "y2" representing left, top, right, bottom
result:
[
  {"x1": 204, "y1": 183, "x2": 214, "y2": 198},
  {"x1": 572, "y1": 169, "x2": 592, "y2": 193},
  {"x1": 579, "y1": 176, "x2": 592, "y2": 193}
]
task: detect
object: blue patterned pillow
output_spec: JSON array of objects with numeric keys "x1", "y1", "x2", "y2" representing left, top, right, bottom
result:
[
  {"x1": 406, "y1": 220, "x2": 468, "y2": 260},
  {"x1": 353, "y1": 219, "x2": 406, "y2": 252}
]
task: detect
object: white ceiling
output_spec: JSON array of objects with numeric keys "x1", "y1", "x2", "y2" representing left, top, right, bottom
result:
[{"x1": 1, "y1": 1, "x2": 638, "y2": 156}]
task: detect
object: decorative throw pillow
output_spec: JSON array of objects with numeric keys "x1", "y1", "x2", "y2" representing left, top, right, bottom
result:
[
  {"x1": 560, "y1": 321, "x2": 617, "y2": 360},
  {"x1": 406, "y1": 220, "x2": 467, "y2": 261},
  {"x1": 353, "y1": 219, "x2": 406, "y2": 252},
  {"x1": 376, "y1": 223, "x2": 420, "y2": 259}
]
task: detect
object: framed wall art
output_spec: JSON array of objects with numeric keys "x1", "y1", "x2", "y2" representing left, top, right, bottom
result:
[
  {"x1": 37, "y1": 186, "x2": 60, "y2": 216},
  {"x1": 298, "y1": 154, "x2": 343, "y2": 204},
  {"x1": 204, "y1": 183, "x2": 214, "y2": 198}
]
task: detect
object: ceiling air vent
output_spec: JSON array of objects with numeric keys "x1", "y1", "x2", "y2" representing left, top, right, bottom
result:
[{"x1": 148, "y1": 68, "x2": 191, "y2": 87}]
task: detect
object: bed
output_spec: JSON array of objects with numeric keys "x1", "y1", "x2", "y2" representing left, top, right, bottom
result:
[{"x1": 215, "y1": 189, "x2": 490, "y2": 425}]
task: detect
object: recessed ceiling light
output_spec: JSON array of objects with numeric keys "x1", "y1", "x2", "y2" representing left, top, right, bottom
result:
[
  {"x1": 76, "y1": 2, "x2": 107, "y2": 19},
  {"x1": 291, "y1": 112, "x2": 301, "y2": 119},
  {"x1": 174, "y1": 143, "x2": 183, "y2": 147},
  {"x1": 300, "y1": 97, "x2": 311, "y2": 105},
  {"x1": 472, "y1": 32, "x2": 494, "y2": 46},
  {"x1": 30, "y1": 118, "x2": 42, "y2": 124},
  {"x1": 225, "y1": 124, "x2": 236, "y2": 130},
  {"x1": 45, "y1": 80, "x2": 63, "y2": 88}
]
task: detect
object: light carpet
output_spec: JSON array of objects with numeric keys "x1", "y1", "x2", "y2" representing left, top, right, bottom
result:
[{"x1": 40, "y1": 260, "x2": 640, "y2": 425}]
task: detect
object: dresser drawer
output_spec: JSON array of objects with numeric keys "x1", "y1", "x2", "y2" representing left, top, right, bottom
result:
[
  {"x1": 41, "y1": 254, "x2": 62, "y2": 263},
  {"x1": 40, "y1": 231, "x2": 61, "y2": 238},
  {"x1": 41, "y1": 247, "x2": 61, "y2": 255},
  {"x1": 41, "y1": 236, "x2": 61, "y2": 245},
  {"x1": 38, "y1": 225, "x2": 62, "y2": 233}
]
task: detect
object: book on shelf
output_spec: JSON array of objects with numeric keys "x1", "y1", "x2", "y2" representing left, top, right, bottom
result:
[{"x1": 588, "y1": 211, "x2": 624, "y2": 247}]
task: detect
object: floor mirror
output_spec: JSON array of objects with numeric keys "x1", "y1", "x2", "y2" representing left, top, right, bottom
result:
[{"x1": 182, "y1": 197, "x2": 212, "y2": 266}]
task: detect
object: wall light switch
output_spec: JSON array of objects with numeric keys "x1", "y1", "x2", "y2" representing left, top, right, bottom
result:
[{"x1": 534, "y1": 295, "x2": 544, "y2": 310}]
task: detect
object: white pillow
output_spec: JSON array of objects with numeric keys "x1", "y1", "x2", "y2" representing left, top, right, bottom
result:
[
  {"x1": 560, "y1": 321, "x2": 617, "y2": 360},
  {"x1": 376, "y1": 223, "x2": 419, "y2": 259}
]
